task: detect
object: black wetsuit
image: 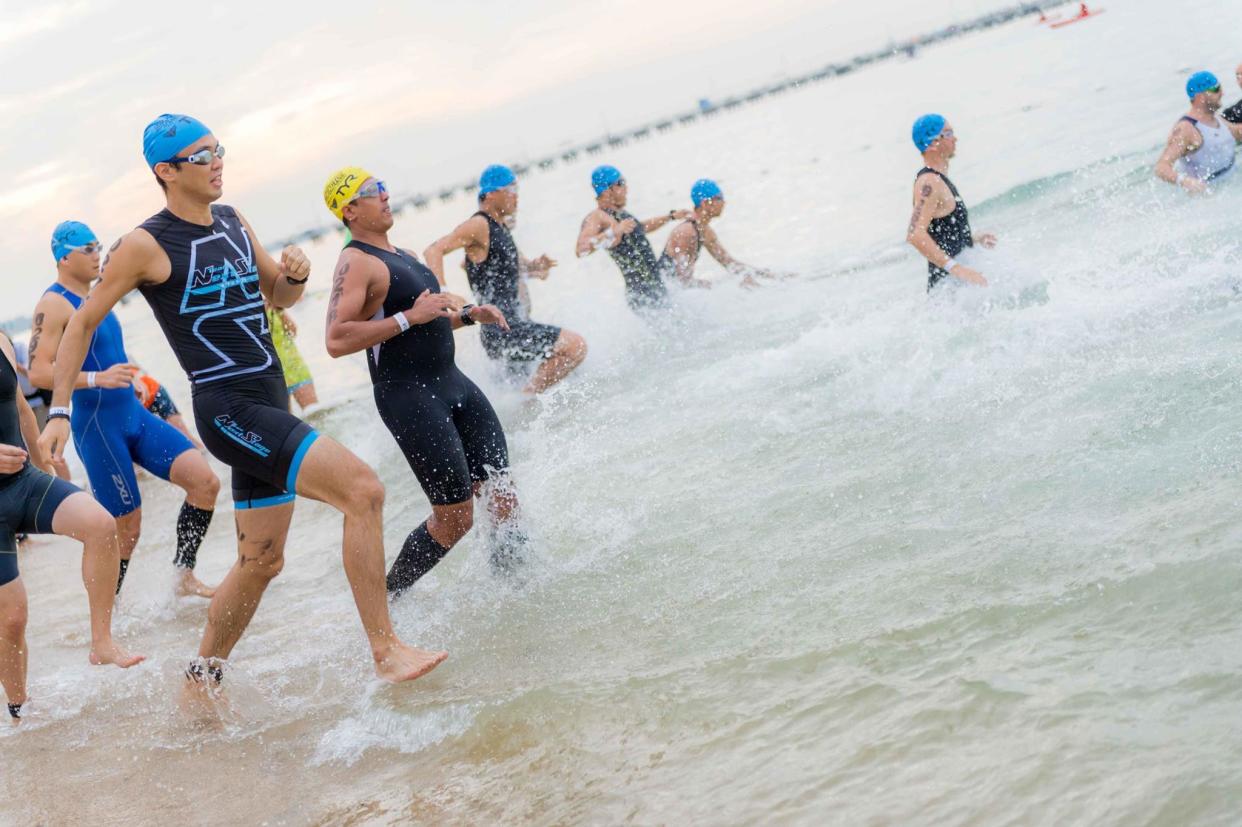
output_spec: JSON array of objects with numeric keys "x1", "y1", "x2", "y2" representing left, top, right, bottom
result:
[
  {"x1": 351, "y1": 240, "x2": 509, "y2": 505},
  {"x1": 602, "y1": 209, "x2": 669, "y2": 310},
  {"x1": 1224, "y1": 99, "x2": 1242, "y2": 125},
  {"x1": 656, "y1": 220, "x2": 703, "y2": 281},
  {"x1": 138, "y1": 205, "x2": 317, "y2": 509},
  {"x1": 0, "y1": 338, "x2": 78, "y2": 583},
  {"x1": 465, "y1": 212, "x2": 561, "y2": 364},
  {"x1": 918, "y1": 168, "x2": 973, "y2": 290}
]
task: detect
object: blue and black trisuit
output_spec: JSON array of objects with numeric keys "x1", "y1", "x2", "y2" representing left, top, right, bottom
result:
[
  {"x1": 43, "y1": 282, "x2": 213, "y2": 591},
  {"x1": 136, "y1": 205, "x2": 318, "y2": 512}
]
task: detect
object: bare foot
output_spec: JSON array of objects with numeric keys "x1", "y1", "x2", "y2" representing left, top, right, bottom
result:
[
  {"x1": 176, "y1": 569, "x2": 217, "y2": 599},
  {"x1": 89, "y1": 640, "x2": 146, "y2": 668},
  {"x1": 374, "y1": 644, "x2": 447, "y2": 683},
  {"x1": 179, "y1": 675, "x2": 227, "y2": 731}
]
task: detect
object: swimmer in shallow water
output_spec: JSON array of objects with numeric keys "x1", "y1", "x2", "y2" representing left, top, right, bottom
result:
[
  {"x1": 657, "y1": 179, "x2": 781, "y2": 288},
  {"x1": 323, "y1": 168, "x2": 528, "y2": 594},
  {"x1": 40, "y1": 115, "x2": 445, "y2": 691},
  {"x1": 424, "y1": 164, "x2": 587, "y2": 396},
  {"x1": 575, "y1": 165, "x2": 689, "y2": 311},
  {"x1": 30, "y1": 220, "x2": 220, "y2": 598},
  {"x1": 905, "y1": 114, "x2": 997, "y2": 290},
  {"x1": 1154, "y1": 71, "x2": 1242, "y2": 193},
  {"x1": 0, "y1": 331, "x2": 144, "y2": 722}
]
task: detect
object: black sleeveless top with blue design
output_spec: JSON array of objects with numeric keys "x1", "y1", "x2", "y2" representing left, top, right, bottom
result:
[{"x1": 137, "y1": 205, "x2": 280, "y2": 387}]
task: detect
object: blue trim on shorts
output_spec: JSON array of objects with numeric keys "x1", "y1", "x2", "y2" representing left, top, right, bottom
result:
[
  {"x1": 234, "y1": 492, "x2": 296, "y2": 510},
  {"x1": 285, "y1": 430, "x2": 319, "y2": 494},
  {"x1": 286, "y1": 379, "x2": 312, "y2": 393}
]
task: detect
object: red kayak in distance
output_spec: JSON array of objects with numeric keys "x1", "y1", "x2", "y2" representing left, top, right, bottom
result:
[{"x1": 1038, "y1": 3, "x2": 1105, "y2": 28}]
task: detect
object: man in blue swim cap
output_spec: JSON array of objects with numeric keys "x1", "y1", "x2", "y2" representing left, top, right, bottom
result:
[
  {"x1": 656, "y1": 179, "x2": 781, "y2": 288},
  {"x1": 906, "y1": 115, "x2": 996, "y2": 290},
  {"x1": 574, "y1": 165, "x2": 690, "y2": 311},
  {"x1": 40, "y1": 113, "x2": 449, "y2": 691},
  {"x1": 30, "y1": 220, "x2": 222, "y2": 600},
  {"x1": 424, "y1": 165, "x2": 587, "y2": 395},
  {"x1": 1154, "y1": 71, "x2": 1242, "y2": 193}
]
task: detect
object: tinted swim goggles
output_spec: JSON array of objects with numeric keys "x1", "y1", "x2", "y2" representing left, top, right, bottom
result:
[
  {"x1": 162, "y1": 144, "x2": 226, "y2": 166},
  {"x1": 350, "y1": 179, "x2": 389, "y2": 202}
]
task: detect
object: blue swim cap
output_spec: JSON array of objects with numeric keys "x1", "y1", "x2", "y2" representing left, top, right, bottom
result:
[
  {"x1": 478, "y1": 164, "x2": 517, "y2": 197},
  {"x1": 51, "y1": 220, "x2": 98, "y2": 262},
  {"x1": 691, "y1": 178, "x2": 723, "y2": 206},
  {"x1": 142, "y1": 113, "x2": 212, "y2": 168},
  {"x1": 1186, "y1": 71, "x2": 1220, "y2": 99},
  {"x1": 912, "y1": 114, "x2": 947, "y2": 152},
  {"x1": 591, "y1": 165, "x2": 623, "y2": 196}
]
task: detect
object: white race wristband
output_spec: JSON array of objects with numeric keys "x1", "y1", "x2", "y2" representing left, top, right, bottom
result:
[
  {"x1": 86, "y1": 371, "x2": 97, "y2": 388},
  {"x1": 393, "y1": 313, "x2": 411, "y2": 333},
  {"x1": 942, "y1": 257, "x2": 958, "y2": 272},
  {"x1": 49, "y1": 406, "x2": 71, "y2": 419}
]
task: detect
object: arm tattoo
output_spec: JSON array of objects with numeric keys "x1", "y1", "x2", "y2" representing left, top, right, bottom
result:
[
  {"x1": 908, "y1": 184, "x2": 934, "y2": 236},
  {"x1": 101, "y1": 237, "x2": 123, "y2": 270},
  {"x1": 28, "y1": 313, "x2": 44, "y2": 360},
  {"x1": 326, "y1": 261, "x2": 349, "y2": 323}
]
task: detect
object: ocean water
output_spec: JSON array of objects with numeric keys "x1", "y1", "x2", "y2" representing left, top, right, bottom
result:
[{"x1": 5, "y1": 1, "x2": 1242, "y2": 823}]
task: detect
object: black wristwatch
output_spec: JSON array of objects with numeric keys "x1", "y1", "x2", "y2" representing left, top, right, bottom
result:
[
  {"x1": 459, "y1": 304, "x2": 477, "y2": 326},
  {"x1": 668, "y1": 210, "x2": 676, "y2": 220},
  {"x1": 284, "y1": 274, "x2": 309, "y2": 285}
]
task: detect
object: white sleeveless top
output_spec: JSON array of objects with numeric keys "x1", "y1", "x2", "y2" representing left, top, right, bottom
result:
[{"x1": 1176, "y1": 115, "x2": 1236, "y2": 182}]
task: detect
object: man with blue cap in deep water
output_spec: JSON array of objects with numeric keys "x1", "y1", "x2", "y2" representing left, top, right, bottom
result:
[
  {"x1": 39, "y1": 113, "x2": 448, "y2": 696},
  {"x1": 424, "y1": 164, "x2": 587, "y2": 395},
  {"x1": 906, "y1": 114, "x2": 996, "y2": 290},
  {"x1": 574, "y1": 164, "x2": 690, "y2": 311},
  {"x1": 656, "y1": 178, "x2": 781, "y2": 288},
  {"x1": 1154, "y1": 70, "x2": 1242, "y2": 192}
]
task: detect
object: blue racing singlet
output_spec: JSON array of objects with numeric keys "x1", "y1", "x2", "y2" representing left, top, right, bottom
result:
[{"x1": 43, "y1": 283, "x2": 133, "y2": 410}]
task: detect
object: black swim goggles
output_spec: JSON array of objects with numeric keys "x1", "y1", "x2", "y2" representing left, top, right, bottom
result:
[{"x1": 162, "y1": 144, "x2": 226, "y2": 166}]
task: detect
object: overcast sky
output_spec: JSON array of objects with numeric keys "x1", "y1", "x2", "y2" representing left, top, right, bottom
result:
[{"x1": 0, "y1": 0, "x2": 998, "y2": 312}]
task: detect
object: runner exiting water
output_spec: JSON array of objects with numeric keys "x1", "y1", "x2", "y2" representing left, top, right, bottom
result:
[
  {"x1": 905, "y1": 114, "x2": 997, "y2": 290},
  {"x1": 424, "y1": 165, "x2": 587, "y2": 395},
  {"x1": 1154, "y1": 71, "x2": 1242, "y2": 192},
  {"x1": 323, "y1": 168, "x2": 528, "y2": 594},
  {"x1": 40, "y1": 114, "x2": 446, "y2": 689},
  {"x1": 657, "y1": 179, "x2": 779, "y2": 287},
  {"x1": 575, "y1": 165, "x2": 689, "y2": 311},
  {"x1": 0, "y1": 332, "x2": 143, "y2": 722},
  {"x1": 29, "y1": 220, "x2": 220, "y2": 598}
]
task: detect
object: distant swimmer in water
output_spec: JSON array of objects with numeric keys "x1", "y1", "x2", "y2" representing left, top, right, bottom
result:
[
  {"x1": 657, "y1": 179, "x2": 781, "y2": 288},
  {"x1": 1154, "y1": 71, "x2": 1242, "y2": 193},
  {"x1": 40, "y1": 114, "x2": 446, "y2": 689},
  {"x1": 906, "y1": 114, "x2": 997, "y2": 290},
  {"x1": 0, "y1": 331, "x2": 144, "y2": 722},
  {"x1": 425, "y1": 165, "x2": 587, "y2": 395},
  {"x1": 1224, "y1": 62, "x2": 1242, "y2": 125},
  {"x1": 574, "y1": 165, "x2": 690, "y2": 311},
  {"x1": 30, "y1": 221, "x2": 220, "y2": 599},
  {"x1": 323, "y1": 168, "x2": 529, "y2": 594}
]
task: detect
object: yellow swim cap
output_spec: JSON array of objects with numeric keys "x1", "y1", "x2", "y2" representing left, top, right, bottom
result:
[{"x1": 323, "y1": 167, "x2": 373, "y2": 219}]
